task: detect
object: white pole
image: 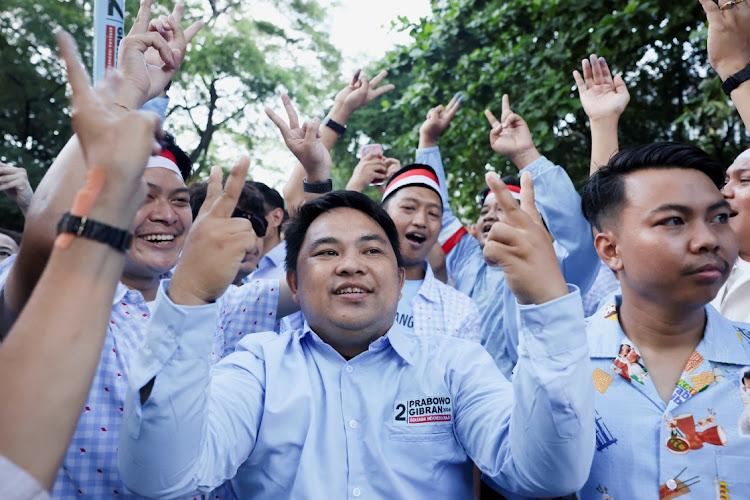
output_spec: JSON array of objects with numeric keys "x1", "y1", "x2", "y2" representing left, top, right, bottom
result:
[{"x1": 93, "y1": 0, "x2": 125, "y2": 83}]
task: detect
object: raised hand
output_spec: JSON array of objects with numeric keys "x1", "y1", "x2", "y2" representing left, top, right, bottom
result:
[
  {"x1": 57, "y1": 30, "x2": 162, "y2": 225},
  {"x1": 265, "y1": 93, "x2": 331, "y2": 182},
  {"x1": 168, "y1": 158, "x2": 254, "y2": 305},
  {"x1": 0, "y1": 164, "x2": 34, "y2": 215},
  {"x1": 484, "y1": 94, "x2": 540, "y2": 169},
  {"x1": 482, "y1": 171, "x2": 568, "y2": 305},
  {"x1": 333, "y1": 69, "x2": 395, "y2": 118},
  {"x1": 700, "y1": 0, "x2": 750, "y2": 80},
  {"x1": 573, "y1": 54, "x2": 630, "y2": 122},
  {"x1": 116, "y1": 0, "x2": 203, "y2": 110},
  {"x1": 419, "y1": 97, "x2": 460, "y2": 148},
  {"x1": 346, "y1": 153, "x2": 389, "y2": 192}
]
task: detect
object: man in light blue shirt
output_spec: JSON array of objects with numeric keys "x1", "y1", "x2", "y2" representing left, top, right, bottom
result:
[
  {"x1": 246, "y1": 181, "x2": 288, "y2": 281},
  {"x1": 119, "y1": 165, "x2": 594, "y2": 498},
  {"x1": 418, "y1": 96, "x2": 600, "y2": 377},
  {"x1": 574, "y1": 142, "x2": 750, "y2": 498}
]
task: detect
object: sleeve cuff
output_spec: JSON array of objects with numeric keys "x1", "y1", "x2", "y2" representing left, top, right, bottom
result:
[
  {"x1": 517, "y1": 285, "x2": 586, "y2": 357},
  {"x1": 523, "y1": 155, "x2": 555, "y2": 177}
]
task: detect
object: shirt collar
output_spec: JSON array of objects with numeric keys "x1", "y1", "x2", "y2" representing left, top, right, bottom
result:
[
  {"x1": 299, "y1": 320, "x2": 415, "y2": 366},
  {"x1": 587, "y1": 294, "x2": 750, "y2": 366},
  {"x1": 416, "y1": 262, "x2": 440, "y2": 303},
  {"x1": 263, "y1": 240, "x2": 287, "y2": 268}
]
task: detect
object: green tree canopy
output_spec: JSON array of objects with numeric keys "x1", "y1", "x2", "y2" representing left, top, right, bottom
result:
[{"x1": 332, "y1": 0, "x2": 746, "y2": 222}]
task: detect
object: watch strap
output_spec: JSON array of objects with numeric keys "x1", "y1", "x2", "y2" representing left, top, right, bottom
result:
[
  {"x1": 322, "y1": 117, "x2": 346, "y2": 136},
  {"x1": 303, "y1": 177, "x2": 333, "y2": 194},
  {"x1": 722, "y1": 64, "x2": 750, "y2": 96},
  {"x1": 57, "y1": 211, "x2": 133, "y2": 253}
]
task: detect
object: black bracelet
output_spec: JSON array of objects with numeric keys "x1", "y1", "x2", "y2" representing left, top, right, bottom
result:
[
  {"x1": 57, "y1": 211, "x2": 133, "y2": 253},
  {"x1": 722, "y1": 64, "x2": 750, "y2": 96},
  {"x1": 322, "y1": 117, "x2": 346, "y2": 136},
  {"x1": 303, "y1": 177, "x2": 333, "y2": 194}
]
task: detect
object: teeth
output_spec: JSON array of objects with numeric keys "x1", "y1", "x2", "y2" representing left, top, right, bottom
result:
[
  {"x1": 336, "y1": 287, "x2": 367, "y2": 295},
  {"x1": 143, "y1": 234, "x2": 175, "y2": 242}
]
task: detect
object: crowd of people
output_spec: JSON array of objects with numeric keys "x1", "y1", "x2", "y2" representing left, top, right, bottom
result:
[{"x1": 0, "y1": 0, "x2": 749, "y2": 498}]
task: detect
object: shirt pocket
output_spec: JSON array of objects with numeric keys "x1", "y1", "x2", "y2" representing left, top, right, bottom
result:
[
  {"x1": 389, "y1": 424, "x2": 456, "y2": 442},
  {"x1": 715, "y1": 454, "x2": 750, "y2": 493}
]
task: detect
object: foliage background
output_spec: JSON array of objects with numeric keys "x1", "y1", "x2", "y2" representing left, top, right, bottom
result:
[{"x1": 1, "y1": 0, "x2": 747, "y2": 231}]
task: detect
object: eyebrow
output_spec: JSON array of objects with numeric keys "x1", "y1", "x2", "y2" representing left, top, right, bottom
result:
[
  {"x1": 400, "y1": 197, "x2": 442, "y2": 211},
  {"x1": 649, "y1": 200, "x2": 731, "y2": 216},
  {"x1": 147, "y1": 183, "x2": 189, "y2": 196},
  {"x1": 0, "y1": 246, "x2": 16, "y2": 253},
  {"x1": 307, "y1": 233, "x2": 388, "y2": 251}
]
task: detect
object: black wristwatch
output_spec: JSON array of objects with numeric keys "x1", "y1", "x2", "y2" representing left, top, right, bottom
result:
[
  {"x1": 322, "y1": 116, "x2": 346, "y2": 136},
  {"x1": 303, "y1": 177, "x2": 333, "y2": 193},
  {"x1": 57, "y1": 211, "x2": 133, "y2": 253},
  {"x1": 722, "y1": 64, "x2": 750, "y2": 96}
]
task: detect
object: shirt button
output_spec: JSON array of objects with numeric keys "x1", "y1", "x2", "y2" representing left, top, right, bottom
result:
[
  {"x1": 352, "y1": 488, "x2": 361, "y2": 497},
  {"x1": 345, "y1": 365, "x2": 353, "y2": 373},
  {"x1": 666, "y1": 479, "x2": 677, "y2": 491},
  {"x1": 349, "y1": 420, "x2": 358, "y2": 429}
]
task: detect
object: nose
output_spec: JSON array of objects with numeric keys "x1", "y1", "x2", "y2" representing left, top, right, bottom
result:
[
  {"x1": 411, "y1": 207, "x2": 428, "y2": 228},
  {"x1": 689, "y1": 220, "x2": 721, "y2": 254},
  {"x1": 149, "y1": 198, "x2": 178, "y2": 224},
  {"x1": 335, "y1": 250, "x2": 366, "y2": 276},
  {"x1": 722, "y1": 180, "x2": 734, "y2": 199}
]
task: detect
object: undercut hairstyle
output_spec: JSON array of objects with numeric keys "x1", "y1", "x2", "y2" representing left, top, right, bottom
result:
[
  {"x1": 582, "y1": 142, "x2": 726, "y2": 232},
  {"x1": 477, "y1": 175, "x2": 520, "y2": 207},
  {"x1": 249, "y1": 181, "x2": 285, "y2": 236},
  {"x1": 188, "y1": 179, "x2": 266, "y2": 221},
  {"x1": 284, "y1": 190, "x2": 404, "y2": 272},
  {"x1": 162, "y1": 131, "x2": 193, "y2": 182}
]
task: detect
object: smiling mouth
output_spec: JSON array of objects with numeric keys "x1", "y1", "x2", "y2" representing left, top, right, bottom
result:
[
  {"x1": 141, "y1": 234, "x2": 175, "y2": 244},
  {"x1": 335, "y1": 287, "x2": 371, "y2": 295},
  {"x1": 405, "y1": 233, "x2": 427, "y2": 244}
]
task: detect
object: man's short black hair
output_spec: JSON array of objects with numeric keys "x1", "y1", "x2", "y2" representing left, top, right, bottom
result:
[
  {"x1": 582, "y1": 142, "x2": 726, "y2": 232},
  {"x1": 477, "y1": 175, "x2": 520, "y2": 207},
  {"x1": 188, "y1": 179, "x2": 266, "y2": 221},
  {"x1": 162, "y1": 131, "x2": 193, "y2": 182},
  {"x1": 284, "y1": 191, "x2": 404, "y2": 272},
  {"x1": 248, "y1": 181, "x2": 285, "y2": 236}
]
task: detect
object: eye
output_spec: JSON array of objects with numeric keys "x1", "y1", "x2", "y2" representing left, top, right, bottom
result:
[
  {"x1": 315, "y1": 249, "x2": 338, "y2": 257},
  {"x1": 741, "y1": 177, "x2": 750, "y2": 184},
  {"x1": 429, "y1": 211, "x2": 440, "y2": 219},
  {"x1": 713, "y1": 212, "x2": 730, "y2": 223},
  {"x1": 401, "y1": 205, "x2": 415, "y2": 212},
  {"x1": 366, "y1": 247, "x2": 383, "y2": 255},
  {"x1": 0, "y1": 251, "x2": 10, "y2": 257},
  {"x1": 172, "y1": 197, "x2": 190, "y2": 206},
  {"x1": 660, "y1": 216, "x2": 683, "y2": 226}
]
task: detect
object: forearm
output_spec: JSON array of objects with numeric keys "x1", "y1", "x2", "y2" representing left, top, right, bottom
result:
[
  {"x1": 589, "y1": 117, "x2": 620, "y2": 175},
  {"x1": 528, "y1": 157, "x2": 598, "y2": 293},
  {"x1": 730, "y1": 83, "x2": 750, "y2": 132},
  {"x1": 0, "y1": 235, "x2": 126, "y2": 489},
  {"x1": 505, "y1": 290, "x2": 594, "y2": 496},
  {"x1": 3, "y1": 136, "x2": 88, "y2": 330}
]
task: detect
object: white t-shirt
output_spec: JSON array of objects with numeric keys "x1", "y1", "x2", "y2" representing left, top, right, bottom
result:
[{"x1": 393, "y1": 279, "x2": 422, "y2": 332}]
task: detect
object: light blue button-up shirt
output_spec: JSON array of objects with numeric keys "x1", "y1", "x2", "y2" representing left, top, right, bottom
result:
[
  {"x1": 417, "y1": 146, "x2": 599, "y2": 378},
  {"x1": 246, "y1": 240, "x2": 287, "y2": 281},
  {"x1": 119, "y1": 284, "x2": 594, "y2": 499},
  {"x1": 580, "y1": 295, "x2": 750, "y2": 499}
]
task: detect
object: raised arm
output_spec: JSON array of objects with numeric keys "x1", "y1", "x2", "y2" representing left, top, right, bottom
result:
[
  {"x1": 701, "y1": 0, "x2": 750, "y2": 127},
  {"x1": 485, "y1": 95, "x2": 599, "y2": 293},
  {"x1": 1, "y1": 0, "x2": 201, "y2": 335},
  {"x1": 456, "y1": 172, "x2": 593, "y2": 496},
  {"x1": 0, "y1": 31, "x2": 162, "y2": 490},
  {"x1": 281, "y1": 70, "x2": 394, "y2": 214},
  {"x1": 573, "y1": 54, "x2": 630, "y2": 175}
]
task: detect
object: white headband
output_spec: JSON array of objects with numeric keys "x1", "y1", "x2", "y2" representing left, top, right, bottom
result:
[{"x1": 146, "y1": 154, "x2": 183, "y2": 178}]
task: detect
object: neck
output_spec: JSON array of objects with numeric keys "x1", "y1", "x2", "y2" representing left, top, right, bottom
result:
[
  {"x1": 120, "y1": 272, "x2": 161, "y2": 302},
  {"x1": 618, "y1": 289, "x2": 706, "y2": 353},
  {"x1": 262, "y1": 233, "x2": 281, "y2": 257},
  {"x1": 404, "y1": 262, "x2": 426, "y2": 281}
]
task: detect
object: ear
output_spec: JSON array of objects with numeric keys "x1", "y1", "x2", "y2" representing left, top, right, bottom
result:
[
  {"x1": 268, "y1": 207, "x2": 285, "y2": 230},
  {"x1": 594, "y1": 229, "x2": 623, "y2": 272},
  {"x1": 286, "y1": 269, "x2": 300, "y2": 304}
]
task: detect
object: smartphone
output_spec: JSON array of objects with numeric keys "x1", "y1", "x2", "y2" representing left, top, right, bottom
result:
[
  {"x1": 358, "y1": 144, "x2": 386, "y2": 186},
  {"x1": 359, "y1": 143, "x2": 383, "y2": 158}
]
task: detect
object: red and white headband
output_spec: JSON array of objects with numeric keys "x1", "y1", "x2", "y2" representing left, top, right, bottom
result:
[{"x1": 146, "y1": 149, "x2": 182, "y2": 177}]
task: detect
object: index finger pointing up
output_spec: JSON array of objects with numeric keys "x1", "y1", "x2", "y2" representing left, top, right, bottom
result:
[
  {"x1": 210, "y1": 156, "x2": 251, "y2": 218},
  {"x1": 485, "y1": 172, "x2": 522, "y2": 219},
  {"x1": 57, "y1": 31, "x2": 93, "y2": 103}
]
